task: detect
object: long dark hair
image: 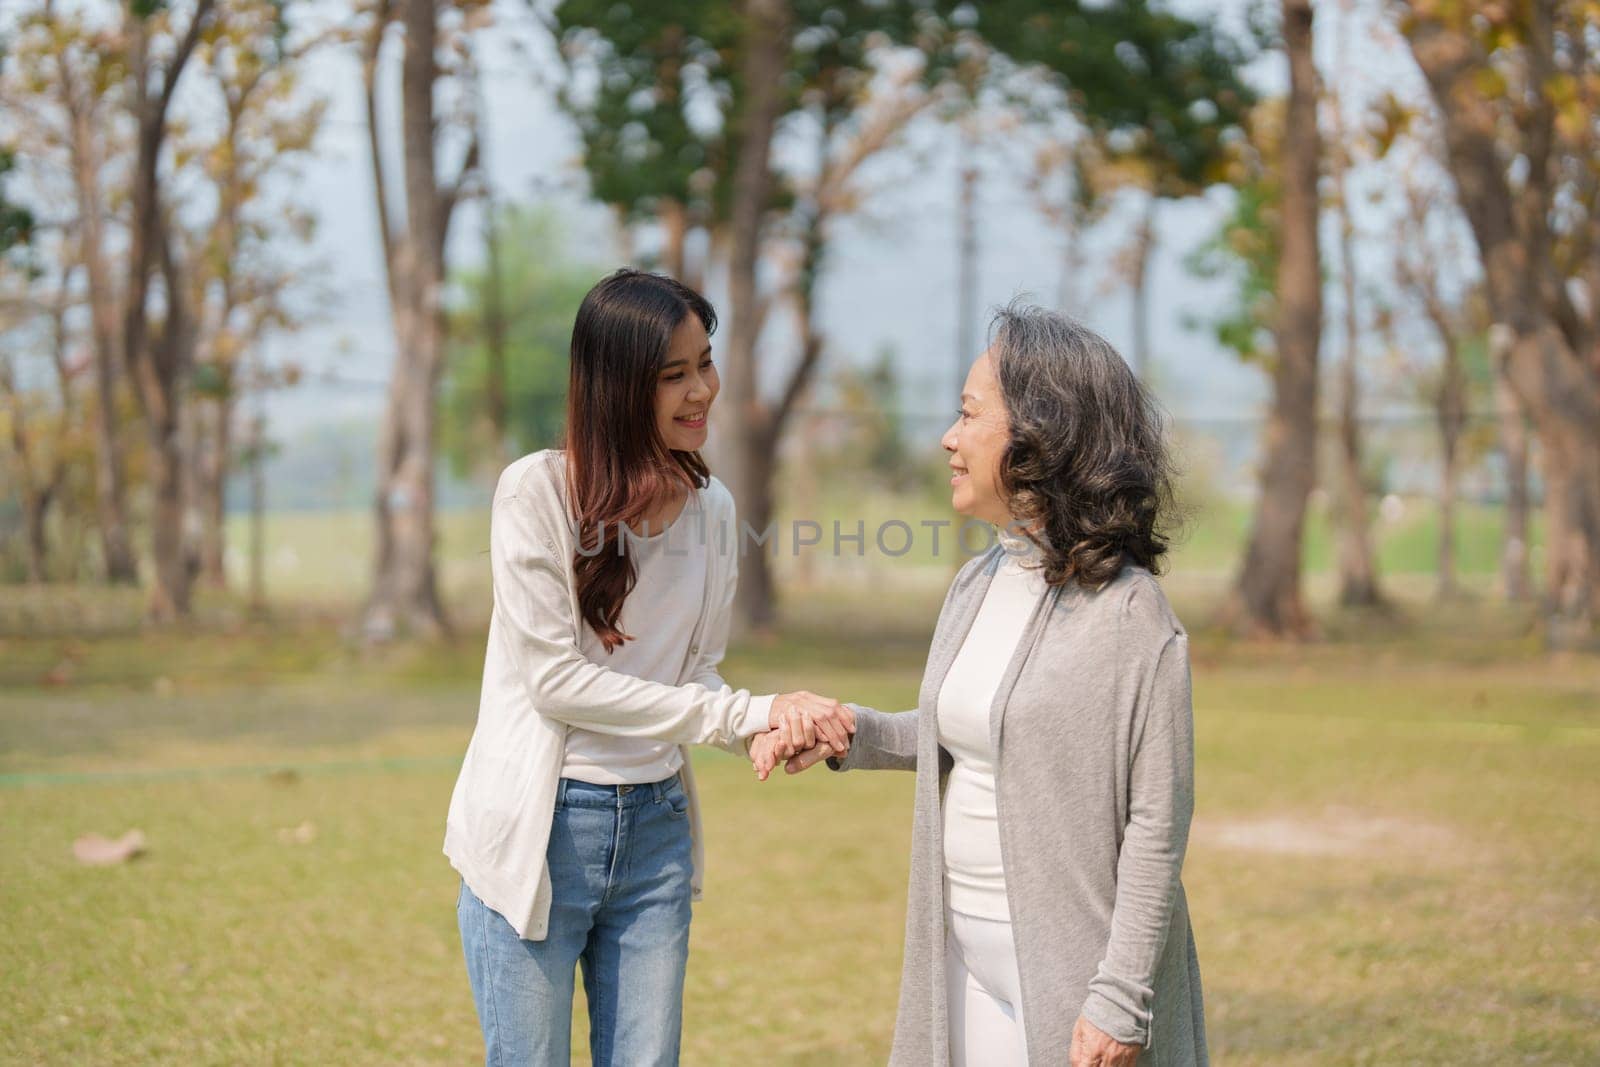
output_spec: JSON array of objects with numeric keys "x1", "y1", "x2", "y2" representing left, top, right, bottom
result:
[
  {"x1": 565, "y1": 269, "x2": 714, "y2": 652},
  {"x1": 990, "y1": 303, "x2": 1178, "y2": 590}
]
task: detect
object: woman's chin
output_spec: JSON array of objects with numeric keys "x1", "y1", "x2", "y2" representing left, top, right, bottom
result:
[{"x1": 666, "y1": 430, "x2": 708, "y2": 452}]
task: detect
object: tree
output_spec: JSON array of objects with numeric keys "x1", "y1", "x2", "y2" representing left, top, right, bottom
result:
[
  {"x1": 0, "y1": 261, "x2": 72, "y2": 583},
  {"x1": 548, "y1": 1, "x2": 735, "y2": 286},
  {"x1": 118, "y1": 0, "x2": 221, "y2": 621},
  {"x1": 1226, "y1": 0, "x2": 1322, "y2": 638},
  {"x1": 180, "y1": 2, "x2": 326, "y2": 589},
  {"x1": 358, "y1": 0, "x2": 487, "y2": 641},
  {"x1": 551, "y1": 0, "x2": 1255, "y2": 627},
  {"x1": 551, "y1": 0, "x2": 958, "y2": 628},
  {"x1": 1403, "y1": 1, "x2": 1600, "y2": 646},
  {"x1": 1327, "y1": 15, "x2": 1382, "y2": 608},
  {"x1": 1387, "y1": 148, "x2": 1492, "y2": 603},
  {"x1": 440, "y1": 205, "x2": 599, "y2": 481},
  {"x1": 6, "y1": 6, "x2": 142, "y2": 585},
  {"x1": 1489, "y1": 324, "x2": 1533, "y2": 603},
  {"x1": 1024, "y1": 132, "x2": 1111, "y2": 317},
  {"x1": 976, "y1": 0, "x2": 1257, "y2": 380}
]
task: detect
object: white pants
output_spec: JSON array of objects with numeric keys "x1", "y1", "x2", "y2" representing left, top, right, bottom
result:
[{"x1": 946, "y1": 908, "x2": 1029, "y2": 1066}]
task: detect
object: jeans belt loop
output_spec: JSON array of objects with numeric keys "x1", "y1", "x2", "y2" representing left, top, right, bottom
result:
[{"x1": 556, "y1": 777, "x2": 569, "y2": 811}]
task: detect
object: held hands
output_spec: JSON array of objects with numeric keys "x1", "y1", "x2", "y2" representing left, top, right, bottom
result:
[
  {"x1": 1070, "y1": 1015, "x2": 1141, "y2": 1067},
  {"x1": 749, "y1": 729, "x2": 837, "y2": 780},
  {"x1": 752, "y1": 692, "x2": 855, "y2": 781}
]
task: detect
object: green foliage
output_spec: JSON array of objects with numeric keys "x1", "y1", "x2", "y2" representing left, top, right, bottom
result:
[
  {"x1": 0, "y1": 150, "x2": 34, "y2": 257},
  {"x1": 546, "y1": 1, "x2": 733, "y2": 221},
  {"x1": 973, "y1": 0, "x2": 1257, "y2": 194},
  {"x1": 439, "y1": 206, "x2": 601, "y2": 479},
  {"x1": 546, "y1": 1, "x2": 962, "y2": 227},
  {"x1": 1183, "y1": 174, "x2": 1279, "y2": 364}
]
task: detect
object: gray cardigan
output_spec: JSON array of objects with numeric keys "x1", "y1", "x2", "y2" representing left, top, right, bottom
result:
[{"x1": 830, "y1": 549, "x2": 1206, "y2": 1066}]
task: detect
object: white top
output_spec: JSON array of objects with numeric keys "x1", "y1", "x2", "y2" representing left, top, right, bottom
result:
[
  {"x1": 444, "y1": 450, "x2": 776, "y2": 940},
  {"x1": 561, "y1": 494, "x2": 707, "y2": 784},
  {"x1": 937, "y1": 531, "x2": 1048, "y2": 921}
]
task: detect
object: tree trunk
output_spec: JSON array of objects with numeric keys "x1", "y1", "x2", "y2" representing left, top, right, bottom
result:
[
  {"x1": 481, "y1": 190, "x2": 509, "y2": 473},
  {"x1": 0, "y1": 362, "x2": 59, "y2": 584},
  {"x1": 1491, "y1": 327, "x2": 1532, "y2": 602},
  {"x1": 146, "y1": 401, "x2": 191, "y2": 622},
  {"x1": 122, "y1": 5, "x2": 213, "y2": 621},
  {"x1": 361, "y1": 0, "x2": 451, "y2": 641},
  {"x1": 22, "y1": 484, "x2": 54, "y2": 584},
  {"x1": 957, "y1": 134, "x2": 979, "y2": 389},
  {"x1": 661, "y1": 198, "x2": 689, "y2": 281},
  {"x1": 722, "y1": 0, "x2": 790, "y2": 632},
  {"x1": 1331, "y1": 132, "x2": 1380, "y2": 607},
  {"x1": 247, "y1": 411, "x2": 267, "y2": 614},
  {"x1": 1407, "y1": 8, "x2": 1600, "y2": 646},
  {"x1": 1437, "y1": 425, "x2": 1461, "y2": 601},
  {"x1": 199, "y1": 393, "x2": 232, "y2": 587},
  {"x1": 1335, "y1": 348, "x2": 1380, "y2": 606},
  {"x1": 1130, "y1": 194, "x2": 1156, "y2": 381},
  {"x1": 1432, "y1": 322, "x2": 1469, "y2": 602},
  {"x1": 63, "y1": 76, "x2": 138, "y2": 585},
  {"x1": 1225, "y1": 0, "x2": 1321, "y2": 638}
]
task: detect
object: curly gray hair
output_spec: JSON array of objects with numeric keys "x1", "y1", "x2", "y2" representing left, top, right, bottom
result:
[{"x1": 989, "y1": 303, "x2": 1178, "y2": 589}]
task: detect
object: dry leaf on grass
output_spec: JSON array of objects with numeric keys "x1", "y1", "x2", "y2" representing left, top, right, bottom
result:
[
  {"x1": 277, "y1": 821, "x2": 317, "y2": 845},
  {"x1": 72, "y1": 830, "x2": 147, "y2": 866}
]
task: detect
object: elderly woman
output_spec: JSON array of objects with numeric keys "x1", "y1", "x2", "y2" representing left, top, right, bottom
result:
[{"x1": 756, "y1": 305, "x2": 1205, "y2": 1066}]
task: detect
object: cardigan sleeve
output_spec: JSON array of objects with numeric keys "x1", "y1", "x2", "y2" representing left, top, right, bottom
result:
[
  {"x1": 1080, "y1": 631, "x2": 1195, "y2": 1049},
  {"x1": 825, "y1": 704, "x2": 920, "y2": 772},
  {"x1": 491, "y1": 483, "x2": 774, "y2": 748}
]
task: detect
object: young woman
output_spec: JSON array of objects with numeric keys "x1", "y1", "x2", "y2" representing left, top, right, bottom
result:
[
  {"x1": 445, "y1": 269, "x2": 852, "y2": 1066},
  {"x1": 763, "y1": 305, "x2": 1206, "y2": 1067}
]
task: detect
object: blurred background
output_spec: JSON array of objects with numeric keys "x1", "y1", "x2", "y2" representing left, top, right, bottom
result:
[{"x1": 2, "y1": 0, "x2": 1597, "y2": 1063}]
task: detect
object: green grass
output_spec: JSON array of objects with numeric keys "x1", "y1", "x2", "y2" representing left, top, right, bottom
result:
[{"x1": 3, "y1": 582, "x2": 1598, "y2": 1064}]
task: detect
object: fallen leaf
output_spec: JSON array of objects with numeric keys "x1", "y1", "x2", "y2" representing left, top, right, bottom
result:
[
  {"x1": 277, "y1": 821, "x2": 316, "y2": 845},
  {"x1": 73, "y1": 829, "x2": 147, "y2": 866}
]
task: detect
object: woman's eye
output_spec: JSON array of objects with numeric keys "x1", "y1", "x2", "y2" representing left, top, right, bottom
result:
[
  {"x1": 665, "y1": 373, "x2": 685, "y2": 383},
  {"x1": 700, "y1": 358, "x2": 715, "y2": 370}
]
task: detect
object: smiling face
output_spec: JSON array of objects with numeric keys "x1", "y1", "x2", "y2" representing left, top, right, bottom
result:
[
  {"x1": 655, "y1": 314, "x2": 718, "y2": 452},
  {"x1": 940, "y1": 351, "x2": 1013, "y2": 526}
]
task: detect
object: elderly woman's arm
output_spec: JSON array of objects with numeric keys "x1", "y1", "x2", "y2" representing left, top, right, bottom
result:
[
  {"x1": 825, "y1": 703, "x2": 919, "y2": 771},
  {"x1": 1080, "y1": 632, "x2": 1196, "y2": 1050},
  {"x1": 750, "y1": 703, "x2": 919, "y2": 778}
]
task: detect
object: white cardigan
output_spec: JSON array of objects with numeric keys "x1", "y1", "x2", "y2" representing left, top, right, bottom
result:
[{"x1": 444, "y1": 450, "x2": 775, "y2": 940}]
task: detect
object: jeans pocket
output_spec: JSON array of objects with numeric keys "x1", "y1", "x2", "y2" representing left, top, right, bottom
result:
[{"x1": 663, "y1": 780, "x2": 690, "y2": 819}]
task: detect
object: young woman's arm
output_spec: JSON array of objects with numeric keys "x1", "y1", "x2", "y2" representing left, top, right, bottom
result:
[{"x1": 491, "y1": 486, "x2": 775, "y2": 749}]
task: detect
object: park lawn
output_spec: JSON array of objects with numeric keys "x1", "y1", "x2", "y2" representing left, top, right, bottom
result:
[{"x1": 3, "y1": 589, "x2": 1597, "y2": 1064}]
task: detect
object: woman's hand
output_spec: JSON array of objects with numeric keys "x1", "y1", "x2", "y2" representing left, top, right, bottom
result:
[
  {"x1": 784, "y1": 742, "x2": 833, "y2": 776},
  {"x1": 749, "y1": 729, "x2": 848, "y2": 781},
  {"x1": 1070, "y1": 1015, "x2": 1141, "y2": 1067},
  {"x1": 748, "y1": 730, "x2": 794, "y2": 781},
  {"x1": 769, "y1": 691, "x2": 854, "y2": 756}
]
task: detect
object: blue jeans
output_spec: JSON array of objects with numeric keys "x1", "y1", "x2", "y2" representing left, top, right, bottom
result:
[{"x1": 458, "y1": 774, "x2": 694, "y2": 1066}]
